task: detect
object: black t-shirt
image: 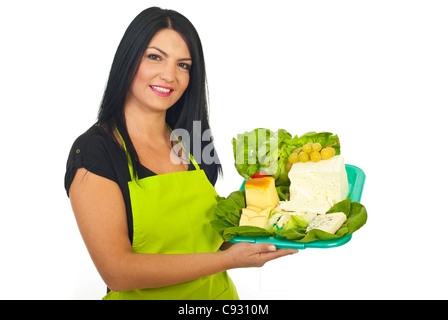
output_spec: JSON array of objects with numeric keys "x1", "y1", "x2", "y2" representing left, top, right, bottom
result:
[{"x1": 64, "y1": 124, "x2": 218, "y2": 243}]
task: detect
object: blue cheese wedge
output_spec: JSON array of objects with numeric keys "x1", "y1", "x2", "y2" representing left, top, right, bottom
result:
[{"x1": 306, "y1": 212, "x2": 347, "y2": 234}]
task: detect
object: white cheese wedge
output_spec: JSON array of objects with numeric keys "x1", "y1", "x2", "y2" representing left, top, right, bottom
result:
[
  {"x1": 282, "y1": 155, "x2": 349, "y2": 214},
  {"x1": 306, "y1": 212, "x2": 347, "y2": 234}
]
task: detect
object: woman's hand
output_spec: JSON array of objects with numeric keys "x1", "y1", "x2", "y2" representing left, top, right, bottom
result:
[{"x1": 222, "y1": 241, "x2": 298, "y2": 269}]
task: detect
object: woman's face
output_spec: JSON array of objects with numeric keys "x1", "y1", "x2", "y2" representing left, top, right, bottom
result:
[{"x1": 127, "y1": 28, "x2": 192, "y2": 113}]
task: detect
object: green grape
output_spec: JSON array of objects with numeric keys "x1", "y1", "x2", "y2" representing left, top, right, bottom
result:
[
  {"x1": 286, "y1": 161, "x2": 293, "y2": 172},
  {"x1": 302, "y1": 143, "x2": 312, "y2": 153},
  {"x1": 321, "y1": 147, "x2": 334, "y2": 160},
  {"x1": 310, "y1": 151, "x2": 321, "y2": 162},
  {"x1": 298, "y1": 151, "x2": 309, "y2": 163},
  {"x1": 312, "y1": 143, "x2": 322, "y2": 152},
  {"x1": 288, "y1": 152, "x2": 300, "y2": 163}
]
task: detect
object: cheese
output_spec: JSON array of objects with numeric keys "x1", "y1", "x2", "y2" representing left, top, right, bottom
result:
[
  {"x1": 281, "y1": 155, "x2": 349, "y2": 214},
  {"x1": 306, "y1": 212, "x2": 347, "y2": 234},
  {"x1": 267, "y1": 208, "x2": 319, "y2": 231},
  {"x1": 244, "y1": 177, "x2": 279, "y2": 209},
  {"x1": 239, "y1": 206, "x2": 272, "y2": 228},
  {"x1": 239, "y1": 176, "x2": 279, "y2": 228}
]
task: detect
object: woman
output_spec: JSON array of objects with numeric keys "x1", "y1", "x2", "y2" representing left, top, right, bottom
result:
[{"x1": 65, "y1": 7, "x2": 297, "y2": 300}]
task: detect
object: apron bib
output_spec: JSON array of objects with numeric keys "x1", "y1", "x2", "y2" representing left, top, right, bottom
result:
[{"x1": 103, "y1": 129, "x2": 238, "y2": 300}]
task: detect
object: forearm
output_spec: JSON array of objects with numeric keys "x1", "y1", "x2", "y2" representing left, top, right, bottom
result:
[
  {"x1": 70, "y1": 169, "x2": 297, "y2": 293},
  {"x1": 105, "y1": 250, "x2": 230, "y2": 292},
  {"x1": 103, "y1": 242, "x2": 297, "y2": 292}
]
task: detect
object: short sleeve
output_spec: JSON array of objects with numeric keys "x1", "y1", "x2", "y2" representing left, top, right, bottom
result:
[{"x1": 64, "y1": 126, "x2": 118, "y2": 196}]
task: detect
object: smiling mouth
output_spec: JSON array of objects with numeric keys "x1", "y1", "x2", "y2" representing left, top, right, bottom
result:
[{"x1": 150, "y1": 85, "x2": 173, "y2": 93}]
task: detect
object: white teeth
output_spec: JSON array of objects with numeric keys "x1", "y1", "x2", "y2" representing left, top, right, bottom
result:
[{"x1": 151, "y1": 86, "x2": 171, "y2": 93}]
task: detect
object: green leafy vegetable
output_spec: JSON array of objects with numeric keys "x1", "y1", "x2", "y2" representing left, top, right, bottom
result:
[
  {"x1": 232, "y1": 128, "x2": 273, "y2": 180},
  {"x1": 295, "y1": 131, "x2": 341, "y2": 156},
  {"x1": 232, "y1": 128, "x2": 300, "y2": 186},
  {"x1": 275, "y1": 213, "x2": 317, "y2": 240},
  {"x1": 275, "y1": 186, "x2": 290, "y2": 201},
  {"x1": 296, "y1": 198, "x2": 368, "y2": 243},
  {"x1": 232, "y1": 129, "x2": 341, "y2": 187},
  {"x1": 223, "y1": 226, "x2": 271, "y2": 241},
  {"x1": 211, "y1": 191, "x2": 246, "y2": 238}
]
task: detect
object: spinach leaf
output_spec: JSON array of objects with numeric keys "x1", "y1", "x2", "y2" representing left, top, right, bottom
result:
[{"x1": 223, "y1": 226, "x2": 271, "y2": 241}]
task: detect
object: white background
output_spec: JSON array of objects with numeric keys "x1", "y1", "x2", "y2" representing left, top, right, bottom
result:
[{"x1": 1, "y1": 0, "x2": 447, "y2": 299}]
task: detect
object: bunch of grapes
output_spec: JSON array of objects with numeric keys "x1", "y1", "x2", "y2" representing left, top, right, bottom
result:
[{"x1": 286, "y1": 142, "x2": 336, "y2": 171}]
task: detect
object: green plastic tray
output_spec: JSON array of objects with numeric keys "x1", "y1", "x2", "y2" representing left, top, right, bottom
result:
[{"x1": 229, "y1": 164, "x2": 365, "y2": 249}]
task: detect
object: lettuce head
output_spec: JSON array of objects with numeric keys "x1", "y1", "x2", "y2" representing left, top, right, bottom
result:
[{"x1": 232, "y1": 129, "x2": 341, "y2": 187}]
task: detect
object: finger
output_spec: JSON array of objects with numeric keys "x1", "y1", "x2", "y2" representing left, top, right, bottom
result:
[
  {"x1": 261, "y1": 248, "x2": 298, "y2": 260},
  {"x1": 239, "y1": 242, "x2": 270, "y2": 254},
  {"x1": 255, "y1": 243, "x2": 298, "y2": 254},
  {"x1": 255, "y1": 243, "x2": 277, "y2": 253},
  {"x1": 275, "y1": 248, "x2": 299, "y2": 256}
]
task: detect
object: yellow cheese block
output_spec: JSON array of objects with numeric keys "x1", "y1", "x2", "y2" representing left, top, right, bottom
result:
[
  {"x1": 239, "y1": 207, "x2": 271, "y2": 228},
  {"x1": 244, "y1": 177, "x2": 279, "y2": 209}
]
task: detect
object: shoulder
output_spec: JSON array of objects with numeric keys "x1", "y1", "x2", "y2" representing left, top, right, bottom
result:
[
  {"x1": 65, "y1": 124, "x2": 125, "y2": 195},
  {"x1": 71, "y1": 124, "x2": 112, "y2": 153},
  {"x1": 68, "y1": 125, "x2": 117, "y2": 170}
]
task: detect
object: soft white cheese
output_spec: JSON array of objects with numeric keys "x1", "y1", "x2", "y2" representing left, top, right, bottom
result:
[
  {"x1": 267, "y1": 208, "x2": 317, "y2": 231},
  {"x1": 280, "y1": 155, "x2": 349, "y2": 214},
  {"x1": 306, "y1": 212, "x2": 347, "y2": 234}
]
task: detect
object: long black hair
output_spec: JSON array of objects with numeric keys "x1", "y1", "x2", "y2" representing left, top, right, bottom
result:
[{"x1": 97, "y1": 7, "x2": 222, "y2": 181}]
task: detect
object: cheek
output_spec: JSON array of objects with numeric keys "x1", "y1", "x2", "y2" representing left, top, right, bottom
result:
[
  {"x1": 130, "y1": 64, "x2": 154, "y2": 98},
  {"x1": 178, "y1": 74, "x2": 190, "y2": 93},
  {"x1": 135, "y1": 65, "x2": 151, "y2": 85},
  {"x1": 129, "y1": 75, "x2": 145, "y2": 98}
]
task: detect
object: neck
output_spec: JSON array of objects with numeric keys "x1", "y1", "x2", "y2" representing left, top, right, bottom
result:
[{"x1": 123, "y1": 103, "x2": 170, "y2": 145}]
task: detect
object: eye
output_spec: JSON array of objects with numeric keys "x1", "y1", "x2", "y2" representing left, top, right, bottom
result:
[
  {"x1": 178, "y1": 62, "x2": 191, "y2": 71},
  {"x1": 147, "y1": 54, "x2": 162, "y2": 61}
]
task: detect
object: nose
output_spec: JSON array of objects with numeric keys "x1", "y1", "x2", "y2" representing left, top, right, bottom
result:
[{"x1": 158, "y1": 63, "x2": 176, "y2": 83}]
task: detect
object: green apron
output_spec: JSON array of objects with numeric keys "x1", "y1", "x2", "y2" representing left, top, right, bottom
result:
[{"x1": 103, "y1": 129, "x2": 238, "y2": 300}]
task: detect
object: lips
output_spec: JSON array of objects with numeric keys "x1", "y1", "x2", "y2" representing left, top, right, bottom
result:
[{"x1": 150, "y1": 85, "x2": 174, "y2": 97}]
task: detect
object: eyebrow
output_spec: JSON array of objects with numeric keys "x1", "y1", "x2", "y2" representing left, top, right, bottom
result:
[{"x1": 147, "y1": 46, "x2": 192, "y2": 61}]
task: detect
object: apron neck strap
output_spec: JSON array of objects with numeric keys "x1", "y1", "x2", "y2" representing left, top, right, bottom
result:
[
  {"x1": 115, "y1": 124, "x2": 200, "y2": 175},
  {"x1": 166, "y1": 124, "x2": 200, "y2": 170},
  {"x1": 115, "y1": 126, "x2": 132, "y2": 174}
]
